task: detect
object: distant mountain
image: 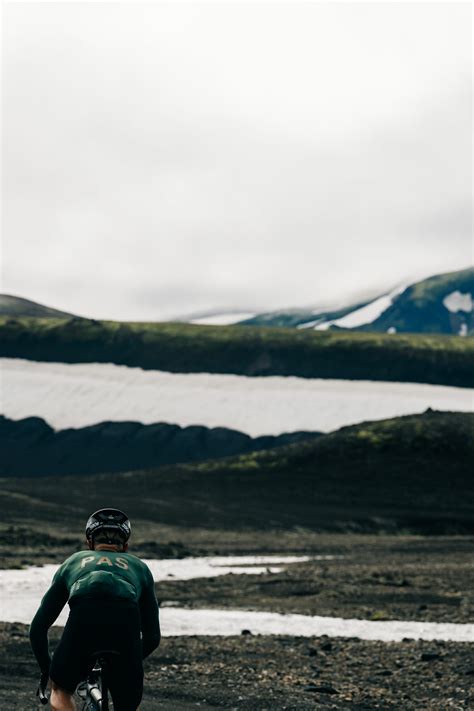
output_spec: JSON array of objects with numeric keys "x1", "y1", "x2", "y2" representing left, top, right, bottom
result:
[
  {"x1": 4, "y1": 267, "x2": 472, "y2": 335},
  {"x1": 0, "y1": 294, "x2": 76, "y2": 319},
  {"x1": 0, "y1": 416, "x2": 321, "y2": 477},
  {"x1": 238, "y1": 268, "x2": 474, "y2": 336},
  {"x1": 238, "y1": 298, "x2": 374, "y2": 329},
  {"x1": 187, "y1": 311, "x2": 258, "y2": 326},
  {"x1": 351, "y1": 268, "x2": 474, "y2": 336}
]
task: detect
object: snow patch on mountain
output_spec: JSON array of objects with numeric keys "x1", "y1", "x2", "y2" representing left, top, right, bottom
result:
[
  {"x1": 297, "y1": 318, "x2": 325, "y2": 329},
  {"x1": 190, "y1": 312, "x2": 257, "y2": 325},
  {"x1": 443, "y1": 291, "x2": 473, "y2": 314},
  {"x1": 313, "y1": 284, "x2": 408, "y2": 330}
]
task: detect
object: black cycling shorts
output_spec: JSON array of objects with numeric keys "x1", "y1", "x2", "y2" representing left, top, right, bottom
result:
[{"x1": 50, "y1": 598, "x2": 143, "y2": 711}]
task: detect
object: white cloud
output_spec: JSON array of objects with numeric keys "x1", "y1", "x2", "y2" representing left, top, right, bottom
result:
[{"x1": 2, "y1": 2, "x2": 472, "y2": 320}]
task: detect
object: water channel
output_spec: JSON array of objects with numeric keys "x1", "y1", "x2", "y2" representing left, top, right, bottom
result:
[{"x1": 1, "y1": 556, "x2": 472, "y2": 642}]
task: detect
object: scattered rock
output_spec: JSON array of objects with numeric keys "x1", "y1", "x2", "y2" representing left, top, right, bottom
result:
[
  {"x1": 320, "y1": 641, "x2": 332, "y2": 651},
  {"x1": 241, "y1": 629, "x2": 252, "y2": 636},
  {"x1": 421, "y1": 652, "x2": 440, "y2": 662},
  {"x1": 304, "y1": 683, "x2": 337, "y2": 694}
]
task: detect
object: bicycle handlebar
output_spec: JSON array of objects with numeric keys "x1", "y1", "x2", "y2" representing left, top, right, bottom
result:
[
  {"x1": 36, "y1": 686, "x2": 49, "y2": 705},
  {"x1": 36, "y1": 674, "x2": 50, "y2": 705}
]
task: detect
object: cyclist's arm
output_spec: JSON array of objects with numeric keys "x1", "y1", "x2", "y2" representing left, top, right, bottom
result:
[
  {"x1": 29, "y1": 573, "x2": 68, "y2": 674},
  {"x1": 139, "y1": 568, "x2": 161, "y2": 658}
]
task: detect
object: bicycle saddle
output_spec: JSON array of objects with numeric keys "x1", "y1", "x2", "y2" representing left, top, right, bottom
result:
[{"x1": 89, "y1": 649, "x2": 121, "y2": 666}]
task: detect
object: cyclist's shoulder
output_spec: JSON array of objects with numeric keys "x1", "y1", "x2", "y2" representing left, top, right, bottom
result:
[
  {"x1": 122, "y1": 551, "x2": 149, "y2": 568},
  {"x1": 122, "y1": 552, "x2": 154, "y2": 579},
  {"x1": 53, "y1": 550, "x2": 88, "y2": 579},
  {"x1": 59, "y1": 550, "x2": 88, "y2": 567}
]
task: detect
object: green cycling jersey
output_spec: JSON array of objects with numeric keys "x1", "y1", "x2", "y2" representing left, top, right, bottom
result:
[
  {"x1": 30, "y1": 550, "x2": 160, "y2": 673},
  {"x1": 51, "y1": 550, "x2": 154, "y2": 603}
]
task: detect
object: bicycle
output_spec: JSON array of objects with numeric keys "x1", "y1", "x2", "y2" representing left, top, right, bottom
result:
[{"x1": 36, "y1": 649, "x2": 119, "y2": 710}]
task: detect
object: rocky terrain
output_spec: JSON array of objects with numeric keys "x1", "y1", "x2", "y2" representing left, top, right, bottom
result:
[
  {"x1": 156, "y1": 538, "x2": 474, "y2": 624},
  {"x1": 2, "y1": 623, "x2": 473, "y2": 710},
  {"x1": 1, "y1": 535, "x2": 473, "y2": 709}
]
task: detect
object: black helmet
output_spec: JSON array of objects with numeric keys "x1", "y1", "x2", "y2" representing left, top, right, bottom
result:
[{"x1": 85, "y1": 508, "x2": 131, "y2": 544}]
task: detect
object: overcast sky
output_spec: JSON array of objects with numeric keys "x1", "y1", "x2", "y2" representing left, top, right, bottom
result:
[{"x1": 2, "y1": 1, "x2": 472, "y2": 320}]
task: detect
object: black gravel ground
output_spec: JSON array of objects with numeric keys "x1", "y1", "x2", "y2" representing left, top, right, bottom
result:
[{"x1": 2, "y1": 623, "x2": 473, "y2": 710}]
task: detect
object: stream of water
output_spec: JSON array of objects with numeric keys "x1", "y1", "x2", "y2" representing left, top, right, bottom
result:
[{"x1": 1, "y1": 556, "x2": 472, "y2": 642}]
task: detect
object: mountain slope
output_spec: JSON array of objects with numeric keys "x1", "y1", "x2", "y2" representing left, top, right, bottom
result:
[
  {"x1": 237, "y1": 298, "x2": 374, "y2": 329},
  {"x1": 2, "y1": 411, "x2": 473, "y2": 534},
  {"x1": 0, "y1": 416, "x2": 320, "y2": 477},
  {"x1": 0, "y1": 294, "x2": 76, "y2": 319},
  {"x1": 353, "y1": 268, "x2": 474, "y2": 335},
  {"x1": 237, "y1": 268, "x2": 474, "y2": 335}
]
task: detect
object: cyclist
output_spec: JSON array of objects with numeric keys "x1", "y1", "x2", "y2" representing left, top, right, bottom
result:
[{"x1": 30, "y1": 508, "x2": 160, "y2": 711}]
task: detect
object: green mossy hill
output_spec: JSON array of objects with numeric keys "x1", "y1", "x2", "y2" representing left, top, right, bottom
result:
[
  {"x1": 232, "y1": 409, "x2": 474, "y2": 468},
  {"x1": 1, "y1": 316, "x2": 473, "y2": 387},
  {"x1": 0, "y1": 294, "x2": 76, "y2": 319},
  {"x1": 2, "y1": 412, "x2": 473, "y2": 535}
]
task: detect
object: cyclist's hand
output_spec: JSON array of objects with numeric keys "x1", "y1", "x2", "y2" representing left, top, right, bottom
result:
[{"x1": 36, "y1": 672, "x2": 50, "y2": 705}]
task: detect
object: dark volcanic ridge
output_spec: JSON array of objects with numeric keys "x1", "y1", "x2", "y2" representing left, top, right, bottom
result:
[
  {"x1": 0, "y1": 415, "x2": 321, "y2": 477},
  {"x1": 2, "y1": 411, "x2": 473, "y2": 535}
]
